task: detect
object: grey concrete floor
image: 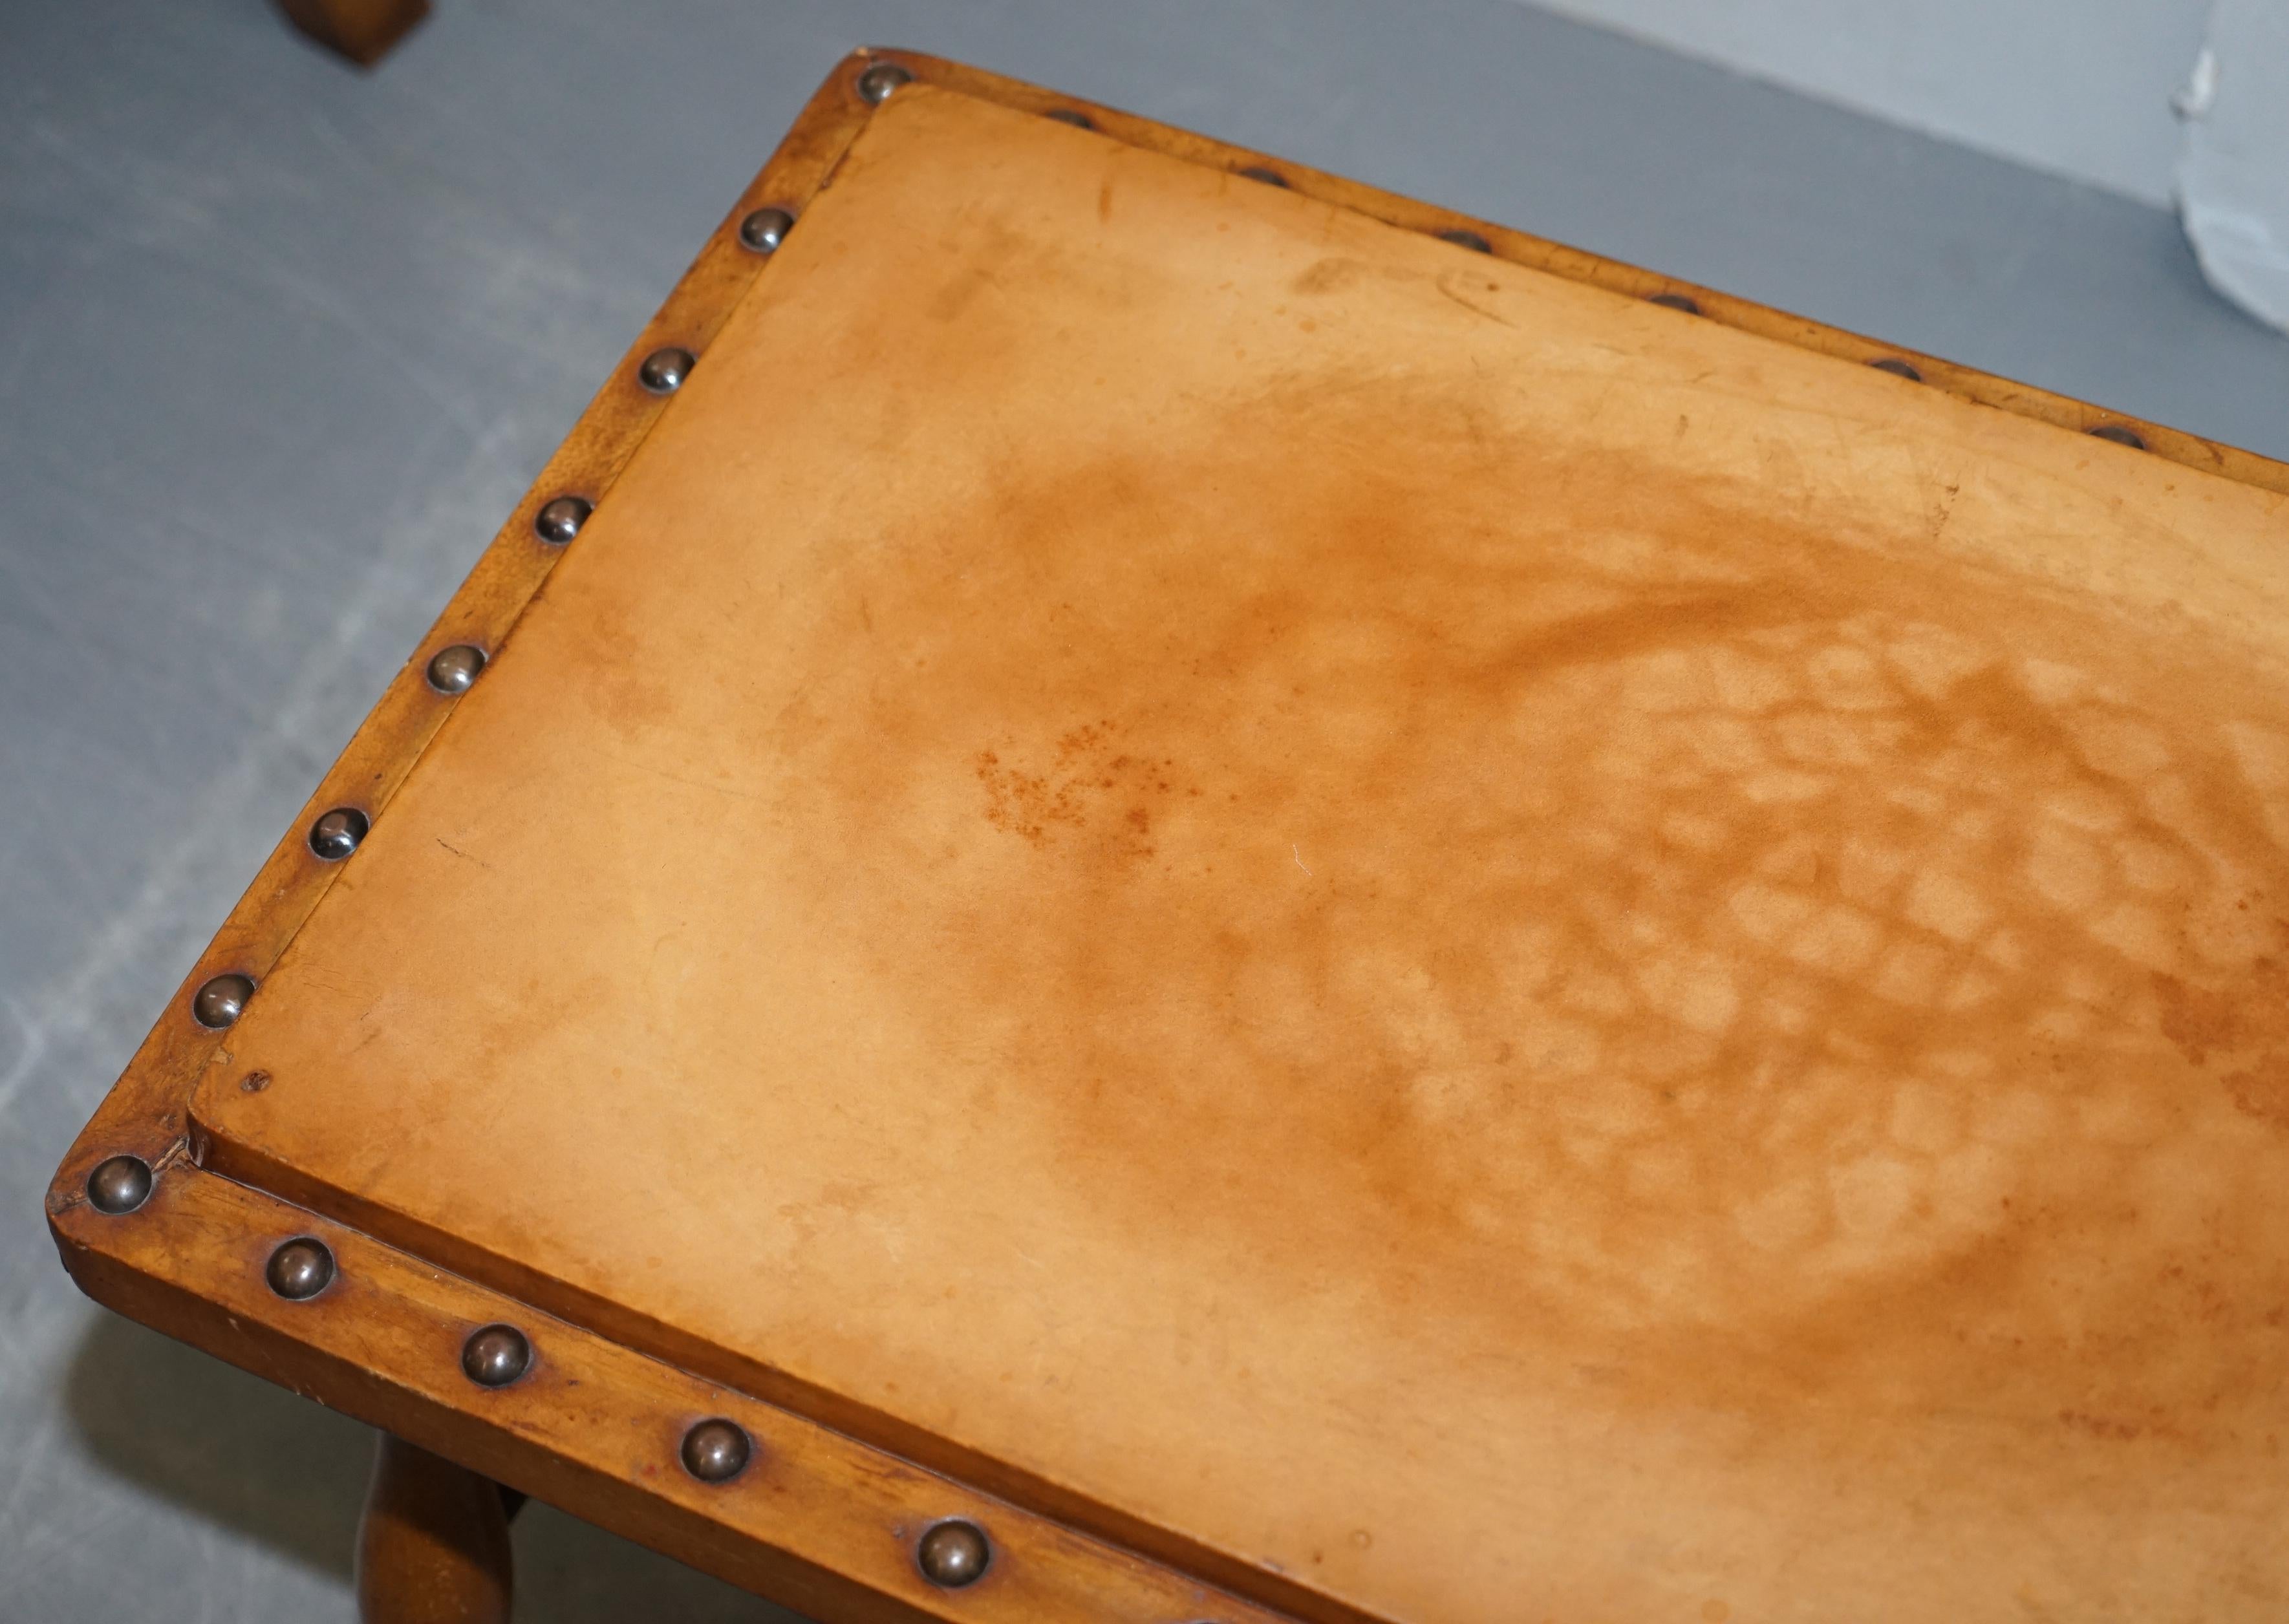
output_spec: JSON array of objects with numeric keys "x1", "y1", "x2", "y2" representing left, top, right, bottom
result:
[{"x1": 3, "y1": 1, "x2": 2283, "y2": 1619}]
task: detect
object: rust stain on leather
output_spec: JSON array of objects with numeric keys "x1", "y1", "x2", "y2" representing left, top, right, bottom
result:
[{"x1": 780, "y1": 400, "x2": 2289, "y2": 1465}]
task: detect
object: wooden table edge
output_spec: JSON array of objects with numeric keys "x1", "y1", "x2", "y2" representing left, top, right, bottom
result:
[{"x1": 45, "y1": 1162, "x2": 1313, "y2": 1624}]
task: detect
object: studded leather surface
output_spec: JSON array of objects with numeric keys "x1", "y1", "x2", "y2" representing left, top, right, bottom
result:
[{"x1": 193, "y1": 85, "x2": 2289, "y2": 1624}]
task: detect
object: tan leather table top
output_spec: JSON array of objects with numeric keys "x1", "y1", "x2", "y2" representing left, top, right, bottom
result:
[{"x1": 184, "y1": 83, "x2": 2289, "y2": 1624}]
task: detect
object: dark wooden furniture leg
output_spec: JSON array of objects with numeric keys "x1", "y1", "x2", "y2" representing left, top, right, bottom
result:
[
  {"x1": 356, "y1": 1433, "x2": 514, "y2": 1624},
  {"x1": 276, "y1": 0, "x2": 432, "y2": 67}
]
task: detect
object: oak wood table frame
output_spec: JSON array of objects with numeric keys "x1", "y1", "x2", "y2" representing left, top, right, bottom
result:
[{"x1": 48, "y1": 46, "x2": 2289, "y2": 1624}]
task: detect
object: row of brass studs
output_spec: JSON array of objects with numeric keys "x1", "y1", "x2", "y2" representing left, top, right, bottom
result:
[
  {"x1": 407, "y1": 1298, "x2": 998, "y2": 1584},
  {"x1": 91, "y1": 54, "x2": 991, "y2": 1599},
  {"x1": 81, "y1": 114, "x2": 855, "y2": 1495},
  {"x1": 449, "y1": 1309, "x2": 991, "y2": 1583},
  {"x1": 76, "y1": 1180, "x2": 999, "y2": 1589},
  {"x1": 934, "y1": 56, "x2": 2167, "y2": 471},
  {"x1": 1640, "y1": 290, "x2": 2151, "y2": 447},
  {"x1": 157, "y1": 215, "x2": 772, "y2": 1046}
]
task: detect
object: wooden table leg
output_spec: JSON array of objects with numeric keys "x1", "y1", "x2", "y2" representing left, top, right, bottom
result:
[
  {"x1": 276, "y1": 0, "x2": 433, "y2": 67},
  {"x1": 356, "y1": 1433, "x2": 515, "y2": 1624}
]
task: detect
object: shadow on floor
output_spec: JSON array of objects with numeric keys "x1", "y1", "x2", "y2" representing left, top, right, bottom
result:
[
  {"x1": 516, "y1": 1499, "x2": 812, "y2": 1623},
  {"x1": 67, "y1": 1312, "x2": 807, "y2": 1619},
  {"x1": 67, "y1": 1310, "x2": 370, "y2": 1579}
]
